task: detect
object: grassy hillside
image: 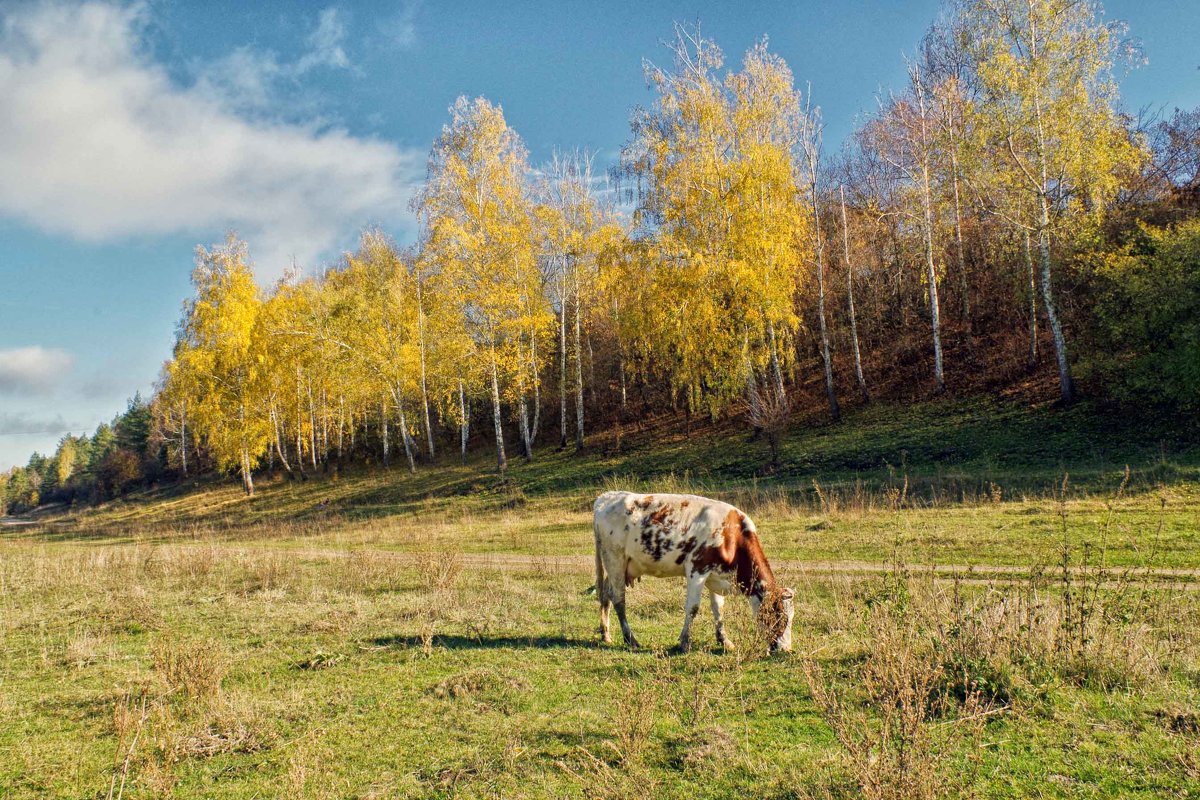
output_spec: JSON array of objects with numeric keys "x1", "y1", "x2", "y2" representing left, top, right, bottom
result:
[{"x1": 17, "y1": 396, "x2": 1200, "y2": 569}]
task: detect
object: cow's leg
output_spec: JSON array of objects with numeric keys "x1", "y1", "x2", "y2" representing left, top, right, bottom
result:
[
  {"x1": 678, "y1": 574, "x2": 705, "y2": 653},
  {"x1": 613, "y1": 586, "x2": 639, "y2": 648},
  {"x1": 710, "y1": 593, "x2": 734, "y2": 649},
  {"x1": 598, "y1": 581, "x2": 612, "y2": 644},
  {"x1": 600, "y1": 550, "x2": 636, "y2": 646},
  {"x1": 596, "y1": 528, "x2": 612, "y2": 643}
]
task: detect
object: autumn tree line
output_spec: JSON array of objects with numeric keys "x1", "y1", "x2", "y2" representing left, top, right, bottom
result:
[{"x1": 4, "y1": 0, "x2": 1199, "y2": 508}]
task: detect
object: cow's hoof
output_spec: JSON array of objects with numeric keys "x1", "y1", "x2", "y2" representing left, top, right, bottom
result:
[
  {"x1": 677, "y1": 641, "x2": 692, "y2": 654},
  {"x1": 624, "y1": 639, "x2": 641, "y2": 649},
  {"x1": 719, "y1": 639, "x2": 736, "y2": 651}
]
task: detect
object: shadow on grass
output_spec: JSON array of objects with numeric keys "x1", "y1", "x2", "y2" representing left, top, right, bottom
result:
[
  {"x1": 368, "y1": 633, "x2": 746, "y2": 656},
  {"x1": 369, "y1": 633, "x2": 594, "y2": 650}
]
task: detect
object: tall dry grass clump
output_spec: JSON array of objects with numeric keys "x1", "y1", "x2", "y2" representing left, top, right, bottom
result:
[
  {"x1": 338, "y1": 549, "x2": 406, "y2": 594},
  {"x1": 409, "y1": 546, "x2": 465, "y2": 653},
  {"x1": 151, "y1": 637, "x2": 226, "y2": 700},
  {"x1": 416, "y1": 547, "x2": 464, "y2": 593}
]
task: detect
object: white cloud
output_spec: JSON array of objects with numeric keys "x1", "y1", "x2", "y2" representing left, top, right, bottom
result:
[
  {"x1": 0, "y1": 1, "x2": 422, "y2": 274},
  {"x1": 196, "y1": 6, "x2": 356, "y2": 113},
  {"x1": 0, "y1": 347, "x2": 75, "y2": 395},
  {"x1": 379, "y1": 1, "x2": 420, "y2": 48},
  {"x1": 0, "y1": 411, "x2": 78, "y2": 436},
  {"x1": 298, "y1": 7, "x2": 351, "y2": 72}
]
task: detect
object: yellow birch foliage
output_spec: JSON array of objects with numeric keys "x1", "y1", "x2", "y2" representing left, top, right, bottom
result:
[
  {"x1": 966, "y1": 0, "x2": 1144, "y2": 226},
  {"x1": 176, "y1": 235, "x2": 269, "y2": 493},
  {"x1": 416, "y1": 97, "x2": 552, "y2": 414},
  {"x1": 622, "y1": 31, "x2": 806, "y2": 416}
]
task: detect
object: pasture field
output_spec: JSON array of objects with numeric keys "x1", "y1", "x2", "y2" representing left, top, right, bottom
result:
[{"x1": 3, "y1": 399, "x2": 1200, "y2": 798}]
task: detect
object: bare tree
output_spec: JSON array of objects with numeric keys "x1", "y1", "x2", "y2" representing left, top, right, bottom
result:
[
  {"x1": 866, "y1": 60, "x2": 947, "y2": 393},
  {"x1": 839, "y1": 185, "x2": 870, "y2": 402},
  {"x1": 799, "y1": 93, "x2": 841, "y2": 422}
]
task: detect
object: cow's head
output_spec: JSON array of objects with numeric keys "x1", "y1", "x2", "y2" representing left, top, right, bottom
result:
[{"x1": 760, "y1": 586, "x2": 796, "y2": 654}]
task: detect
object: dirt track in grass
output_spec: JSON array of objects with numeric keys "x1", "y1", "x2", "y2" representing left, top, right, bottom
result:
[{"x1": 120, "y1": 542, "x2": 1200, "y2": 589}]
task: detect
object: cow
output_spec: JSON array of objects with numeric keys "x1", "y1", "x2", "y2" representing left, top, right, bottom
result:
[{"x1": 592, "y1": 490, "x2": 795, "y2": 654}]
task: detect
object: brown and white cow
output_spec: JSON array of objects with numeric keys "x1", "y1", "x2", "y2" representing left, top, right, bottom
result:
[{"x1": 592, "y1": 490, "x2": 795, "y2": 653}]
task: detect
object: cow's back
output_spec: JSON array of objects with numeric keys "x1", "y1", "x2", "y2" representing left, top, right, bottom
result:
[{"x1": 593, "y1": 491, "x2": 741, "y2": 580}]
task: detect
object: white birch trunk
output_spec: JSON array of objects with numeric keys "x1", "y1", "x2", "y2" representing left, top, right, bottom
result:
[
  {"x1": 307, "y1": 383, "x2": 317, "y2": 471},
  {"x1": 814, "y1": 216, "x2": 840, "y2": 422},
  {"x1": 397, "y1": 394, "x2": 416, "y2": 474},
  {"x1": 1038, "y1": 202, "x2": 1073, "y2": 403},
  {"x1": 417, "y1": 279, "x2": 435, "y2": 461},
  {"x1": 271, "y1": 402, "x2": 292, "y2": 475},
  {"x1": 458, "y1": 379, "x2": 470, "y2": 465},
  {"x1": 529, "y1": 326, "x2": 540, "y2": 444},
  {"x1": 559, "y1": 273, "x2": 568, "y2": 448},
  {"x1": 514, "y1": 338, "x2": 533, "y2": 460},
  {"x1": 921, "y1": 169, "x2": 945, "y2": 393},
  {"x1": 1023, "y1": 228, "x2": 1039, "y2": 369},
  {"x1": 840, "y1": 186, "x2": 869, "y2": 402},
  {"x1": 179, "y1": 405, "x2": 188, "y2": 476},
  {"x1": 489, "y1": 350, "x2": 507, "y2": 473},
  {"x1": 380, "y1": 399, "x2": 389, "y2": 467},
  {"x1": 916, "y1": 80, "x2": 945, "y2": 394},
  {"x1": 573, "y1": 270, "x2": 585, "y2": 451}
]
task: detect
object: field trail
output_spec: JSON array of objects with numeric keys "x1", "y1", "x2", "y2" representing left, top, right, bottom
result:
[{"x1": 139, "y1": 542, "x2": 1200, "y2": 589}]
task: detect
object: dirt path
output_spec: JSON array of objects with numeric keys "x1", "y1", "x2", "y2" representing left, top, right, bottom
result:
[
  {"x1": 456, "y1": 552, "x2": 1200, "y2": 578},
  {"x1": 122, "y1": 543, "x2": 1199, "y2": 589},
  {"x1": 6, "y1": 535, "x2": 1195, "y2": 588},
  {"x1": 454, "y1": 553, "x2": 1200, "y2": 589}
]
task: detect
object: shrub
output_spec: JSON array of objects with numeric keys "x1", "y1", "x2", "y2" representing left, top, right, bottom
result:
[{"x1": 1076, "y1": 220, "x2": 1200, "y2": 410}]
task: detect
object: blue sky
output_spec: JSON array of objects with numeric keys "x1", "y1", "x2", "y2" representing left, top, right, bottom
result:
[{"x1": 1, "y1": 0, "x2": 1197, "y2": 469}]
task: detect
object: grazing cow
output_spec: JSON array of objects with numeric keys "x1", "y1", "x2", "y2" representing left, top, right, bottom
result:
[{"x1": 592, "y1": 490, "x2": 795, "y2": 653}]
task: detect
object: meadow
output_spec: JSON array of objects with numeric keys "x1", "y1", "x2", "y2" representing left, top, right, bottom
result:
[{"x1": 3, "y1": 398, "x2": 1199, "y2": 798}]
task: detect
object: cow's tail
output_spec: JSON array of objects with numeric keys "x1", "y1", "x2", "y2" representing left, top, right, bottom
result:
[{"x1": 593, "y1": 517, "x2": 607, "y2": 606}]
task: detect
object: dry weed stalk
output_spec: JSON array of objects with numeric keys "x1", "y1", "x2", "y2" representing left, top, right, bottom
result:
[
  {"x1": 107, "y1": 694, "x2": 149, "y2": 800},
  {"x1": 804, "y1": 603, "x2": 978, "y2": 800}
]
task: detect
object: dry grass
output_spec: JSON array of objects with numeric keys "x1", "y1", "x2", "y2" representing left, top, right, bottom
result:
[
  {"x1": 64, "y1": 631, "x2": 107, "y2": 668},
  {"x1": 415, "y1": 547, "x2": 464, "y2": 593},
  {"x1": 804, "y1": 596, "x2": 989, "y2": 800},
  {"x1": 151, "y1": 637, "x2": 226, "y2": 700},
  {"x1": 337, "y1": 549, "x2": 406, "y2": 593},
  {"x1": 798, "y1": 543, "x2": 1199, "y2": 799}
]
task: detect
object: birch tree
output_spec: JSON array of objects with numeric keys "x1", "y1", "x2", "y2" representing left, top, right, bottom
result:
[
  {"x1": 416, "y1": 96, "x2": 550, "y2": 472},
  {"x1": 964, "y1": 0, "x2": 1143, "y2": 403},
  {"x1": 540, "y1": 150, "x2": 624, "y2": 452},
  {"x1": 621, "y1": 28, "x2": 806, "y2": 420},
  {"x1": 838, "y1": 185, "x2": 870, "y2": 401},
  {"x1": 799, "y1": 100, "x2": 842, "y2": 419},
  {"x1": 866, "y1": 61, "x2": 948, "y2": 393},
  {"x1": 176, "y1": 235, "x2": 269, "y2": 495}
]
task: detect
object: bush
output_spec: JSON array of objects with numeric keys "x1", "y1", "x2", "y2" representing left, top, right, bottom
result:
[
  {"x1": 1076, "y1": 220, "x2": 1200, "y2": 410},
  {"x1": 98, "y1": 448, "x2": 142, "y2": 499}
]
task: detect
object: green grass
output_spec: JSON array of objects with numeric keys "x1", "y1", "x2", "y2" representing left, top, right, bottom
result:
[
  {"x1": 2, "y1": 396, "x2": 1199, "y2": 797},
  {"x1": 2, "y1": 546, "x2": 1197, "y2": 798}
]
